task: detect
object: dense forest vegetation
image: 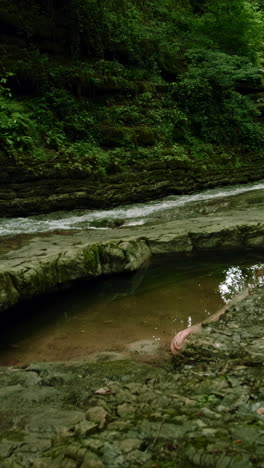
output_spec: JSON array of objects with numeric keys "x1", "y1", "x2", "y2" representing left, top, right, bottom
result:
[{"x1": 0, "y1": 0, "x2": 263, "y2": 175}]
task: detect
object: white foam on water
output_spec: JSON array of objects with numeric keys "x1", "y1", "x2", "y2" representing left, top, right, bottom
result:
[
  {"x1": 123, "y1": 220, "x2": 146, "y2": 227},
  {"x1": 1, "y1": 180, "x2": 264, "y2": 237}
]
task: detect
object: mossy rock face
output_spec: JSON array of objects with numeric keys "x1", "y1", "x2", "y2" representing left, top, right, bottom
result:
[{"x1": 0, "y1": 238, "x2": 152, "y2": 313}]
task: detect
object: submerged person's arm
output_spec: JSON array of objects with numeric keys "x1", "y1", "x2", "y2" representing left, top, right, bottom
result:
[{"x1": 170, "y1": 287, "x2": 250, "y2": 355}]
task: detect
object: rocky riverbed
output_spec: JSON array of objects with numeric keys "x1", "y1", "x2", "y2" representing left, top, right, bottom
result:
[
  {"x1": 1, "y1": 287, "x2": 264, "y2": 467},
  {"x1": 1, "y1": 186, "x2": 264, "y2": 466}
]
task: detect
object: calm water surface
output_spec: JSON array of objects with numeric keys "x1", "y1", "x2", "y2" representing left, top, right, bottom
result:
[{"x1": 0, "y1": 255, "x2": 263, "y2": 366}]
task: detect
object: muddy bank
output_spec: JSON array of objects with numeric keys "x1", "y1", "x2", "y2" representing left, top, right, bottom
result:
[
  {"x1": 1, "y1": 156, "x2": 264, "y2": 217},
  {"x1": 1, "y1": 287, "x2": 264, "y2": 467}
]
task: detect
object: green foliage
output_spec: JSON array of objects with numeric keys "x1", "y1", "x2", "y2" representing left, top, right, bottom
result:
[
  {"x1": 171, "y1": 49, "x2": 264, "y2": 147},
  {"x1": 0, "y1": 0, "x2": 263, "y2": 174},
  {"x1": 192, "y1": 0, "x2": 264, "y2": 62},
  {"x1": 0, "y1": 76, "x2": 36, "y2": 156},
  {"x1": 53, "y1": 142, "x2": 110, "y2": 176},
  {"x1": 32, "y1": 89, "x2": 96, "y2": 145}
]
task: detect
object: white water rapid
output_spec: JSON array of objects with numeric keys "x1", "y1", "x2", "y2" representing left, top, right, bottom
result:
[{"x1": 1, "y1": 180, "x2": 264, "y2": 237}]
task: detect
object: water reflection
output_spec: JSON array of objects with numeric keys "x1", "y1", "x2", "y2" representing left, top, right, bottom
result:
[{"x1": 219, "y1": 263, "x2": 264, "y2": 303}]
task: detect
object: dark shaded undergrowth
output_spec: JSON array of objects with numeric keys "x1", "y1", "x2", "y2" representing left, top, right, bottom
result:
[{"x1": 0, "y1": 0, "x2": 263, "y2": 178}]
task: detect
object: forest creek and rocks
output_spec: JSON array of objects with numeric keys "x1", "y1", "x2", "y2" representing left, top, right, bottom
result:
[
  {"x1": 1, "y1": 187, "x2": 264, "y2": 466},
  {"x1": 1, "y1": 0, "x2": 264, "y2": 217},
  {"x1": 1, "y1": 0, "x2": 264, "y2": 466},
  {"x1": 1, "y1": 187, "x2": 264, "y2": 314}
]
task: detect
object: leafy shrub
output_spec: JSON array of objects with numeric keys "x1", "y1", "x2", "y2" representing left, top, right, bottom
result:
[
  {"x1": 0, "y1": 77, "x2": 36, "y2": 156},
  {"x1": 0, "y1": 0, "x2": 263, "y2": 174},
  {"x1": 171, "y1": 49, "x2": 263, "y2": 147}
]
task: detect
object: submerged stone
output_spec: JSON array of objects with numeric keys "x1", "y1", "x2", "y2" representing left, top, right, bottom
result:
[{"x1": 126, "y1": 340, "x2": 161, "y2": 355}]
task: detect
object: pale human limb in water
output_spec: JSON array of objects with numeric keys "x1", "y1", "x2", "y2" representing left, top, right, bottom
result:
[{"x1": 170, "y1": 287, "x2": 250, "y2": 355}]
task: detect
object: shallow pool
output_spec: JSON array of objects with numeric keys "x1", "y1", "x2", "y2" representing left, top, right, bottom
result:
[{"x1": 0, "y1": 253, "x2": 263, "y2": 366}]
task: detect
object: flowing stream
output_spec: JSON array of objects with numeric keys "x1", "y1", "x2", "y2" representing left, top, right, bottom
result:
[{"x1": 1, "y1": 179, "x2": 264, "y2": 237}]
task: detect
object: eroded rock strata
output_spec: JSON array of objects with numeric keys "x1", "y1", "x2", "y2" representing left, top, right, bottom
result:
[{"x1": 1, "y1": 158, "x2": 264, "y2": 217}]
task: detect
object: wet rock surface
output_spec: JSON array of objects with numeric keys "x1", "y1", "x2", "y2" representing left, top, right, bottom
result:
[
  {"x1": 1, "y1": 289, "x2": 264, "y2": 467},
  {"x1": 1, "y1": 189, "x2": 264, "y2": 312},
  {"x1": 0, "y1": 238, "x2": 152, "y2": 313}
]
